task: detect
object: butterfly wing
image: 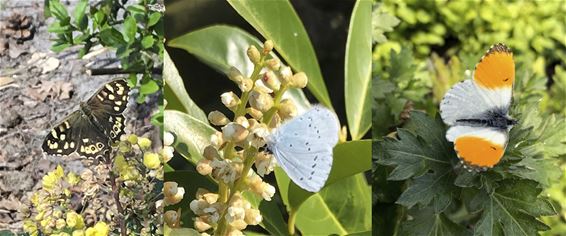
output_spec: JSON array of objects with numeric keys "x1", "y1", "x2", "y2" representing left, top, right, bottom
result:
[
  {"x1": 268, "y1": 105, "x2": 340, "y2": 192},
  {"x1": 42, "y1": 111, "x2": 84, "y2": 156},
  {"x1": 87, "y1": 79, "x2": 130, "y2": 141},
  {"x1": 446, "y1": 126, "x2": 509, "y2": 169},
  {"x1": 440, "y1": 43, "x2": 514, "y2": 126}
]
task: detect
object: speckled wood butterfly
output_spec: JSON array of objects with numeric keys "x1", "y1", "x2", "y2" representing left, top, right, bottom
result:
[{"x1": 42, "y1": 79, "x2": 130, "y2": 159}]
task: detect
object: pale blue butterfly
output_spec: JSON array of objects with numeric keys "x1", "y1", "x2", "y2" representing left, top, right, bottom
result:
[{"x1": 266, "y1": 105, "x2": 340, "y2": 192}]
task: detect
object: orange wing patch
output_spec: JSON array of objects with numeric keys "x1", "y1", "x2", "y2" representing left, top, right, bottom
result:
[
  {"x1": 454, "y1": 136, "x2": 504, "y2": 168},
  {"x1": 474, "y1": 43, "x2": 515, "y2": 89}
]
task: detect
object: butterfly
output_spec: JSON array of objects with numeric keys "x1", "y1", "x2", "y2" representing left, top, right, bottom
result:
[
  {"x1": 42, "y1": 79, "x2": 130, "y2": 159},
  {"x1": 440, "y1": 43, "x2": 516, "y2": 171},
  {"x1": 266, "y1": 105, "x2": 340, "y2": 192}
]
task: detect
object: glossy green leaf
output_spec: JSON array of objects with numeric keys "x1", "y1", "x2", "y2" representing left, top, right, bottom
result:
[
  {"x1": 163, "y1": 50, "x2": 208, "y2": 123},
  {"x1": 148, "y1": 12, "x2": 161, "y2": 27},
  {"x1": 164, "y1": 110, "x2": 216, "y2": 163},
  {"x1": 168, "y1": 25, "x2": 309, "y2": 108},
  {"x1": 227, "y1": 0, "x2": 332, "y2": 107},
  {"x1": 72, "y1": 0, "x2": 88, "y2": 30},
  {"x1": 141, "y1": 35, "x2": 155, "y2": 49},
  {"x1": 49, "y1": 0, "x2": 69, "y2": 21},
  {"x1": 99, "y1": 27, "x2": 125, "y2": 46},
  {"x1": 123, "y1": 15, "x2": 137, "y2": 43},
  {"x1": 294, "y1": 174, "x2": 371, "y2": 235},
  {"x1": 345, "y1": 0, "x2": 372, "y2": 140},
  {"x1": 139, "y1": 79, "x2": 159, "y2": 95}
]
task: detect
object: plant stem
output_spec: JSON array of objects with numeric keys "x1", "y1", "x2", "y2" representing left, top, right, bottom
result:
[
  {"x1": 108, "y1": 169, "x2": 127, "y2": 236},
  {"x1": 215, "y1": 147, "x2": 258, "y2": 235},
  {"x1": 262, "y1": 84, "x2": 287, "y2": 125},
  {"x1": 87, "y1": 67, "x2": 162, "y2": 75},
  {"x1": 288, "y1": 209, "x2": 297, "y2": 236}
]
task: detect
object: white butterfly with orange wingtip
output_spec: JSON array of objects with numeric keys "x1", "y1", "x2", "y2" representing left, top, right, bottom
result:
[{"x1": 440, "y1": 43, "x2": 516, "y2": 171}]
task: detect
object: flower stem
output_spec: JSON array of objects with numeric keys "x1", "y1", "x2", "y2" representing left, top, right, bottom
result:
[
  {"x1": 108, "y1": 168, "x2": 126, "y2": 236},
  {"x1": 262, "y1": 85, "x2": 287, "y2": 125},
  {"x1": 215, "y1": 147, "x2": 258, "y2": 235},
  {"x1": 288, "y1": 209, "x2": 297, "y2": 236}
]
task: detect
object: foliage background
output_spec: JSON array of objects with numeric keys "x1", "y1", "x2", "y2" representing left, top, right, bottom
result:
[
  {"x1": 163, "y1": 0, "x2": 372, "y2": 235},
  {"x1": 372, "y1": 1, "x2": 566, "y2": 235}
]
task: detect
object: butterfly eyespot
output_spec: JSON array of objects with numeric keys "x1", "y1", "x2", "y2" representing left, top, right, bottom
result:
[{"x1": 97, "y1": 143, "x2": 104, "y2": 149}]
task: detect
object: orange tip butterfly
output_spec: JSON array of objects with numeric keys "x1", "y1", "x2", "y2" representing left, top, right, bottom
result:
[{"x1": 440, "y1": 43, "x2": 516, "y2": 171}]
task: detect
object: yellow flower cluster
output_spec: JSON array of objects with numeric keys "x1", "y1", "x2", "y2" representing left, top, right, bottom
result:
[
  {"x1": 114, "y1": 133, "x2": 173, "y2": 182},
  {"x1": 185, "y1": 40, "x2": 309, "y2": 235},
  {"x1": 22, "y1": 166, "x2": 110, "y2": 236}
]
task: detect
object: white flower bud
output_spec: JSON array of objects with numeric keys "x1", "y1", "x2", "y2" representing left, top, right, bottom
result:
[
  {"x1": 222, "y1": 122, "x2": 249, "y2": 143},
  {"x1": 238, "y1": 78, "x2": 253, "y2": 92},
  {"x1": 266, "y1": 58, "x2": 280, "y2": 71},
  {"x1": 263, "y1": 40, "x2": 274, "y2": 54},
  {"x1": 278, "y1": 99, "x2": 297, "y2": 120},
  {"x1": 210, "y1": 131, "x2": 224, "y2": 148},
  {"x1": 249, "y1": 91, "x2": 273, "y2": 112},
  {"x1": 164, "y1": 132, "x2": 175, "y2": 146},
  {"x1": 203, "y1": 145, "x2": 220, "y2": 160},
  {"x1": 262, "y1": 71, "x2": 281, "y2": 91},
  {"x1": 246, "y1": 107, "x2": 263, "y2": 120},
  {"x1": 247, "y1": 45, "x2": 261, "y2": 64},
  {"x1": 245, "y1": 208, "x2": 262, "y2": 225},
  {"x1": 164, "y1": 210, "x2": 180, "y2": 227},
  {"x1": 208, "y1": 111, "x2": 229, "y2": 126},
  {"x1": 234, "y1": 116, "x2": 249, "y2": 128},
  {"x1": 279, "y1": 66, "x2": 293, "y2": 85},
  {"x1": 289, "y1": 72, "x2": 308, "y2": 88},
  {"x1": 221, "y1": 92, "x2": 240, "y2": 109},
  {"x1": 196, "y1": 159, "x2": 213, "y2": 175},
  {"x1": 228, "y1": 67, "x2": 244, "y2": 83},
  {"x1": 194, "y1": 217, "x2": 212, "y2": 232}
]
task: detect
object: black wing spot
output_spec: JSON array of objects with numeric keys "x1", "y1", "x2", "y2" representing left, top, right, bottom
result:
[
  {"x1": 310, "y1": 171, "x2": 314, "y2": 175},
  {"x1": 305, "y1": 142, "x2": 309, "y2": 145},
  {"x1": 503, "y1": 78, "x2": 509, "y2": 82},
  {"x1": 312, "y1": 163, "x2": 317, "y2": 168},
  {"x1": 314, "y1": 156, "x2": 318, "y2": 161},
  {"x1": 308, "y1": 148, "x2": 311, "y2": 151},
  {"x1": 308, "y1": 124, "x2": 312, "y2": 127},
  {"x1": 300, "y1": 177, "x2": 304, "y2": 181},
  {"x1": 490, "y1": 146, "x2": 496, "y2": 150},
  {"x1": 289, "y1": 144, "x2": 293, "y2": 147}
]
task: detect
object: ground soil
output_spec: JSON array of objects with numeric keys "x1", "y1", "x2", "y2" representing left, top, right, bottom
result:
[{"x1": 0, "y1": 0, "x2": 160, "y2": 232}]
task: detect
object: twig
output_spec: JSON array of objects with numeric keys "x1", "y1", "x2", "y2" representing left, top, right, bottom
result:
[
  {"x1": 107, "y1": 160, "x2": 127, "y2": 236},
  {"x1": 86, "y1": 67, "x2": 162, "y2": 76}
]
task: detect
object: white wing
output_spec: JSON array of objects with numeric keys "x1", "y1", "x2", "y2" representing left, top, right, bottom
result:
[
  {"x1": 267, "y1": 105, "x2": 340, "y2": 192},
  {"x1": 440, "y1": 80, "x2": 511, "y2": 125}
]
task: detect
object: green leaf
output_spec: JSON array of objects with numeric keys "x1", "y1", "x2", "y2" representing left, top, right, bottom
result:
[
  {"x1": 73, "y1": 0, "x2": 88, "y2": 30},
  {"x1": 472, "y1": 179, "x2": 557, "y2": 235},
  {"x1": 372, "y1": 6, "x2": 400, "y2": 43},
  {"x1": 163, "y1": 50, "x2": 208, "y2": 123},
  {"x1": 227, "y1": 0, "x2": 332, "y2": 108},
  {"x1": 122, "y1": 15, "x2": 137, "y2": 43},
  {"x1": 141, "y1": 35, "x2": 155, "y2": 49},
  {"x1": 140, "y1": 80, "x2": 160, "y2": 95},
  {"x1": 164, "y1": 110, "x2": 216, "y2": 163},
  {"x1": 51, "y1": 42, "x2": 71, "y2": 52},
  {"x1": 281, "y1": 140, "x2": 371, "y2": 212},
  {"x1": 168, "y1": 25, "x2": 309, "y2": 108},
  {"x1": 399, "y1": 208, "x2": 470, "y2": 236},
  {"x1": 294, "y1": 174, "x2": 371, "y2": 235},
  {"x1": 49, "y1": 0, "x2": 69, "y2": 21},
  {"x1": 345, "y1": 0, "x2": 372, "y2": 140},
  {"x1": 99, "y1": 28, "x2": 125, "y2": 46},
  {"x1": 148, "y1": 12, "x2": 161, "y2": 27}
]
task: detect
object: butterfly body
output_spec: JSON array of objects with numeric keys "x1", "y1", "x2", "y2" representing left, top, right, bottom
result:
[
  {"x1": 266, "y1": 105, "x2": 339, "y2": 192},
  {"x1": 42, "y1": 80, "x2": 130, "y2": 159},
  {"x1": 440, "y1": 43, "x2": 515, "y2": 170}
]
